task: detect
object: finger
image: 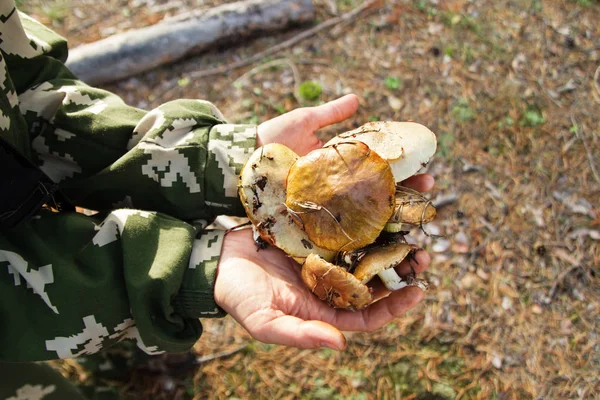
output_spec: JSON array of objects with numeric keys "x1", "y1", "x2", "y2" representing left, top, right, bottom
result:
[
  {"x1": 308, "y1": 94, "x2": 359, "y2": 131},
  {"x1": 256, "y1": 317, "x2": 347, "y2": 350},
  {"x1": 396, "y1": 249, "x2": 430, "y2": 276},
  {"x1": 358, "y1": 286, "x2": 425, "y2": 330},
  {"x1": 329, "y1": 286, "x2": 425, "y2": 332},
  {"x1": 401, "y1": 174, "x2": 435, "y2": 192}
]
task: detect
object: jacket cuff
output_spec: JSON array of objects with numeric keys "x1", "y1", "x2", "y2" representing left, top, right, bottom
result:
[
  {"x1": 173, "y1": 229, "x2": 227, "y2": 319},
  {"x1": 204, "y1": 124, "x2": 257, "y2": 217}
]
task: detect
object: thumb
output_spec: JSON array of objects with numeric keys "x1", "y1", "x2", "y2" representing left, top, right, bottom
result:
[
  {"x1": 308, "y1": 94, "x2": 359, "y2": 131},
  {"x1": 256, "y1": 316, "x2": 347, "y2": 350}
]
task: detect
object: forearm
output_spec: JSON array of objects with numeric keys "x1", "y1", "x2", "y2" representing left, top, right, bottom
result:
[
  {"x1": 4, "y1": 2, "x2": 257, "y2": 221},
  {"x1": 57, "y1": 99, "x2": 257, "y2": 221},
  {"x1": 19, "y1": 79, "x2": 256, "y2": 220}
]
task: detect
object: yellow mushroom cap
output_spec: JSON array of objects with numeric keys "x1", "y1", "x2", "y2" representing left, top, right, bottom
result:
[
  {"x1": 285, "y1": 141, "x2": 396, "y2": 252},
  {"x1": 301, "y1": 254, "x2": 372, "y2": 310}
]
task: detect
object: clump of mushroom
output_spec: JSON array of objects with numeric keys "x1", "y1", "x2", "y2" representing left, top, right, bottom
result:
[{"x1": 238, "y1": 121, "x2": 437, "y2": 310}]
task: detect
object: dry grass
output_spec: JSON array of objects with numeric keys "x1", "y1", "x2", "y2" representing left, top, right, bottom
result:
[{"x1": 24, "y1": 0, "x2": 600, "y2": 398}]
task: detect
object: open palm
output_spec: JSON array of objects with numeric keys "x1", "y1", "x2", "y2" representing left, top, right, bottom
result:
[
  {"x1": 214, "y1": 94, "x2": 434, "y2": 350},
  {"x1": 214, "y1": 226, "x2": 430, "y2": 350}
]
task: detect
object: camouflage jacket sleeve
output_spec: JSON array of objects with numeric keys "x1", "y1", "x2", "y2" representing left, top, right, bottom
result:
[{"x1": 0, "y1": 0, "x2": 256, "y2": 361}]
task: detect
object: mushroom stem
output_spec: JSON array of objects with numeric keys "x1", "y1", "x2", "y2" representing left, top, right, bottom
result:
[
  {"x1": 377, "y1": 268, "x2": 408, "y2": 291},
  {"x1": 383, "y1": 222, "x2": 405, "y2": 233}
]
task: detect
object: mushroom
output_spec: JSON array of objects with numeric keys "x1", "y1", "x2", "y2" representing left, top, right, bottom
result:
[
  {"x1": 237, "y1": 121, "x2": 438, "y2": 310},
  {"x1": 285, "y1": 141, "x2": 396, "y2": 252},
  {"x1": 301, "y1": 242, "x2": 426, "y2": 310},
  {"x1": 301, "y1": 253, "x2": 372, "y2": 310},
  {"x1": 238, "y1": 143, "x2": 336, "y2": 262},
  {"x1": 324, "y1": 121, "x2": 437, "y2": 183},
  {"x1": 352, "y1": 242, "x2": 419, "y2": 291},
  {"x1": 385, "y1": 186, "x2": 437, "y2": 232}
]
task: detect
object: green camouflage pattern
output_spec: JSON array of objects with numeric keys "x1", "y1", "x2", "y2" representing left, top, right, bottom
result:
[
  {"x1": 0, "y1": 0, "x2": 257, "y2": 369},
  {"x1": 0, "y1": 361, "x2": 91, "y2": 399}
]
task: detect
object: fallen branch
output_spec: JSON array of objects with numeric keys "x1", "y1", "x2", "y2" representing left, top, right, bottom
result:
[
  {"x1": 157, "y1": 0, "x2": 382, "y2": 100},
  {"x1": 66, "y1": 0, "x2": 315, "y2": 85},
  {"x1": 186, "y1": 0, "x2": 381, "y2": 80}
]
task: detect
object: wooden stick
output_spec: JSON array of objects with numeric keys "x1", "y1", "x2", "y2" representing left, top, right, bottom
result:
[
  {"x1": 186, "y1": 0, "x2": 381, "y2": 80},
  {"x1": 158, "y1": 0, "x2": 381, "y2": 100},
  {"x1": 67, "y1": 0, "x2": 315, "y2": 85}
]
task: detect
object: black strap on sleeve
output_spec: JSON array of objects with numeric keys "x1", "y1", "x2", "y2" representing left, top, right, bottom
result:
[{"x1": 0, "y1": 137, "x2": 74, "y2": 231}]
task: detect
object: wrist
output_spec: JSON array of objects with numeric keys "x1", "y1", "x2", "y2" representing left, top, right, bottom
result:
[{"x1": 173, "y1": 230, "x2": 228, "y2": 318}]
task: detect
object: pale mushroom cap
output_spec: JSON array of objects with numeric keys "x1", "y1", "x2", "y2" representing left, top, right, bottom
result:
[
  {"x1": 325, "y1": 121, "x2": 437, "y2": 183},
  {"x1": 301, "y1": 254, "x2": 373, "y2": 310},
  {"x1": 352, "y1": 242, "x2": 415, "y2": 284},
  {"x1": 286, "y1": 141, "x2": 396, "y2": 252},
  {"x1": 239, "y1": 143, "x2": 336, "y2": 262}
]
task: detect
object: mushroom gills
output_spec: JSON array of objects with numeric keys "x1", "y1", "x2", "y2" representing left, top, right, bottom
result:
[
  {"x1": 301, "y1": 242, "x2": 430, "y2": 311},
  {"x1": 352, "y1": 242, "x2": 428, "y2": 292}
]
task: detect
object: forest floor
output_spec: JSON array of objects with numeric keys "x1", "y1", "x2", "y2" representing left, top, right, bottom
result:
[{"x1": 20, "y1": 0, "x2": 600, "y2": 399}]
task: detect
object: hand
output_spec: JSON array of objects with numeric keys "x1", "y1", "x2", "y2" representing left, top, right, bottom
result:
[
  {"x1": 256, "y1": 94, "x2": 360, "y2": 156},
  {"x1": 214, "y1": 175, "x2": 434, "y2": 351}
]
